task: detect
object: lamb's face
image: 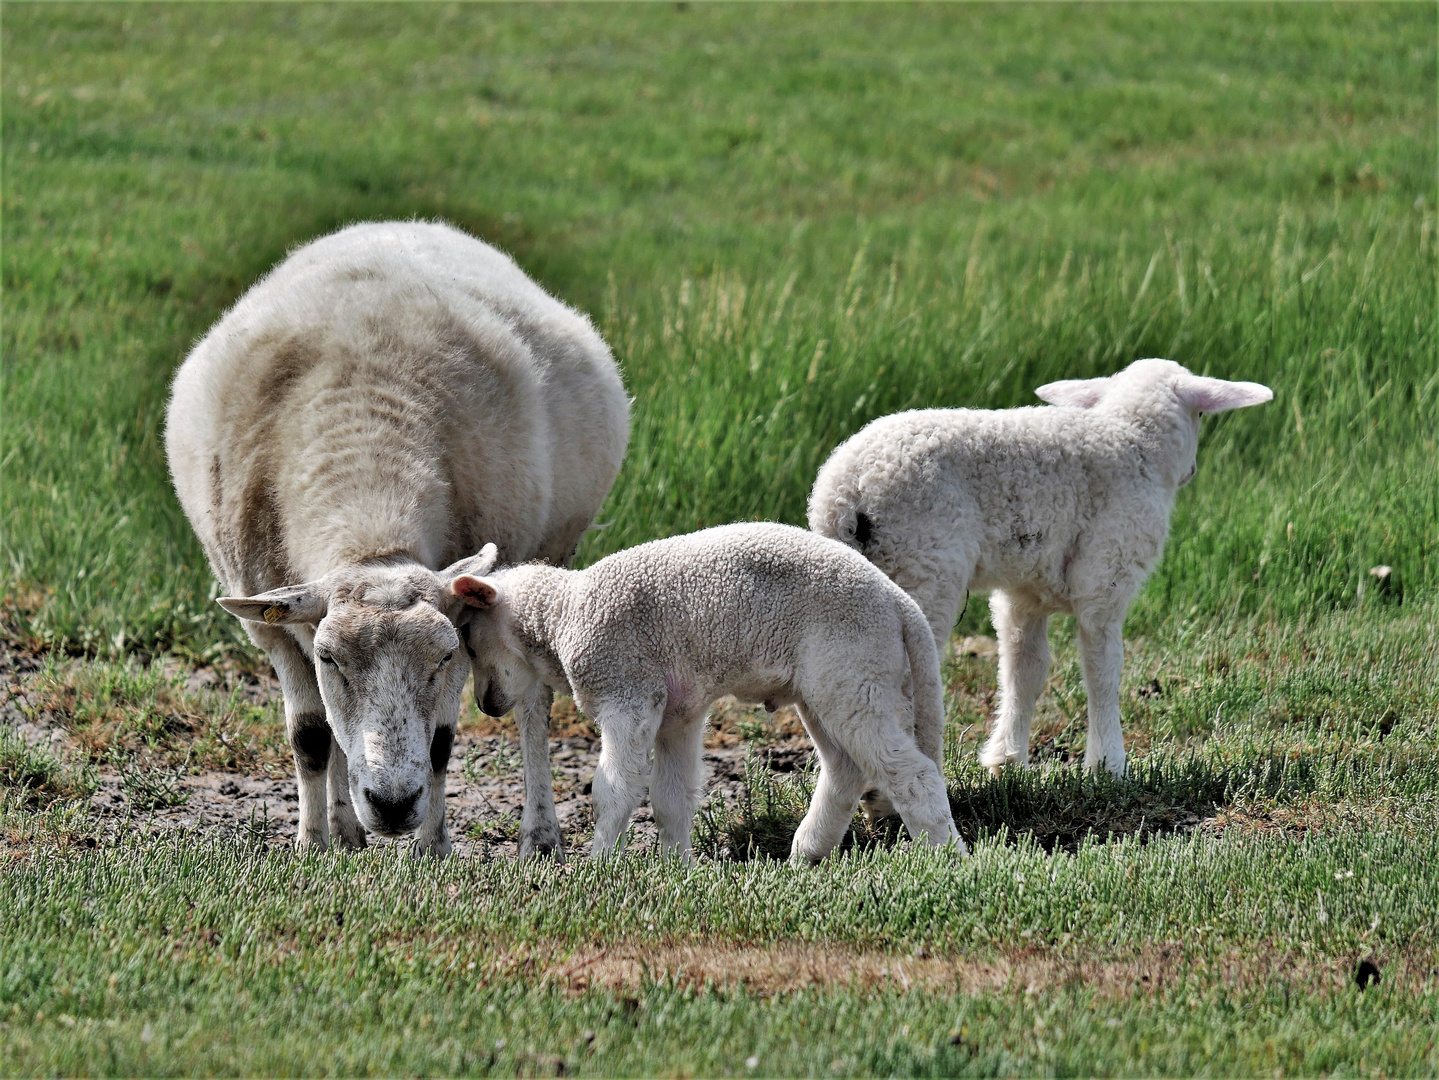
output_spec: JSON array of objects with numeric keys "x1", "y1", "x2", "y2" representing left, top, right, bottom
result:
[
  {"x1": 448, "y1": 576, "x2": 531, "y2": 721},
  {"x1": 311, "y1": 590, "x2": 466, "y2": 837}
]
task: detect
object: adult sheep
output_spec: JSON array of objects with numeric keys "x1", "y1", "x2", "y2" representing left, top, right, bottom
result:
[
  {"x1": 809, "y1": 358, "x2": 1270, "y2": 778},
  {"x1": 166, "y1": 221, "x2": 629, "y2": 857}
]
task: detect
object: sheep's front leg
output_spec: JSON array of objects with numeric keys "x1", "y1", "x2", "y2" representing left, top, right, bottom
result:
[
  {"x1": 591, "y1": 702, "x2": 663, "y2": 858},
  {"x1": 979, "y1": 592, "x2": 1050, "y2": 775},
  {"x1": 515, "y1": 684, "x2": 564, "y2": 861},
  {"x1": 327, "y1": 739, "x2": 368, "y2": 850},
  {"x1": 1077, "y1": 617, "x2": 1126, "y2": 776},
  {"x1": 411, "y1": 725, "x2": 454, "y2": 858},
  {"x1": 651, "y1": 715, "x2": 705, "y2": 860},
  {"x1": 251, "y1": 624, "x2": 331, "y2": 850}
]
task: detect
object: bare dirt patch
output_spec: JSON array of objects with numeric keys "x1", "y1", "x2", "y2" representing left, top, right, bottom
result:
[{"x1": 1, "y1": 637, "x2": 811, "y2": 858}]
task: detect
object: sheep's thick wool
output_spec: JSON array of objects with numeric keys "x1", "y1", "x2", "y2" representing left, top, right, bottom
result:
[{"x1": 167, "y1": 221, "x2": 629, "y2": 857}]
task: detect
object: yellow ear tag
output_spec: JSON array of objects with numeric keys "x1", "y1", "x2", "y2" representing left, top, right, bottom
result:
[{"x1": 263, "y1": 605, "x2": 285, "y2": 625}]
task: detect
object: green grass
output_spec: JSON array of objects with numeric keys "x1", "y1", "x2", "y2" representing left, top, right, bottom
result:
[
  {"x1": 2, "y1": 2, "x2": 1434, "y2": 655},
  {"x1": 2, "y1": 4, "x2": 1436, "y2": 1076}
]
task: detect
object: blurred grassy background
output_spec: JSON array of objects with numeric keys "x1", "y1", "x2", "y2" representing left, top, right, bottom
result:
[{"x1": 3, "y1": 3, "x2": 1433, "y2": 659}]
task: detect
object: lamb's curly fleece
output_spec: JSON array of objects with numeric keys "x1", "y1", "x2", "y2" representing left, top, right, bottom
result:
[
  {"x1": 457, "y1": 523, "x2": 964, "y2": 862},
  {"x1": 809, "y1": 358, "x2": 1271, "y2": 779}
]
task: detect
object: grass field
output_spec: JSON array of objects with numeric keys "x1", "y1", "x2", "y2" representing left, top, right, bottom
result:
[{"x1": 2, "y1": 4, "x2": 1436, "y2": 1076}]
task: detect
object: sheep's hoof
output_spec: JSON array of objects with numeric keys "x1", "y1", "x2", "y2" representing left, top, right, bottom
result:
[
  {"x1": 519, "y1": 829, "x2": 567, "y2": 863},
  {"x1": 329, "y1": 819, "x2": 368, "y2": 851},
  {"x1": 410, "y1": 832, "x2": 452, "y2": 859}
]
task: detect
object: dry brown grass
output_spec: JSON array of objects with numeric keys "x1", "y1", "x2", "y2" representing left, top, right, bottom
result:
[{"x1": 465, "y1": 939, "x2": 1432, "y2": 1000}]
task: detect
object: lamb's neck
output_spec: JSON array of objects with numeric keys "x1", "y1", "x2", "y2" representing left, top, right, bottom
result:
[
  {"x1": 504, "y1": 564, "x2": 574, "y2": 673},
  {"x1": 1117, "y1": 406, "x2": 1198, "y2": 491}
]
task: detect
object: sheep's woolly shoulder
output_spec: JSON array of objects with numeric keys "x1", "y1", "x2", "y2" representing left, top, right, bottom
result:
[{"x1": 166, "y1": 220, "x2": 628, "y2": 593}]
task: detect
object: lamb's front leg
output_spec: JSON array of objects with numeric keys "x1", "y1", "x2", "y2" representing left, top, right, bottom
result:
[
  {"x1": 979, "y1": 591, "x2": 1050, "y2": 775},
  {"x1": 253, "y1": 625, "x2": 331, "y2": 850},
  {"x1": 515, "y1": 684, "x2": 565, "y2": 861},
  {"x1": 1077, "y1": 616, "x2": 1126, "y2": 776}
]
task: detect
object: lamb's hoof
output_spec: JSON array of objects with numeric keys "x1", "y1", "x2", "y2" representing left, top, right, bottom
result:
[
  {"x1": 519, "y1": 829, "x2": 567, "y2": 863},
  {"x1": 859, "y1": 790, "x2": 896, "y2": 822},
  {"x1": 979, "y1": 750, "x2": 1026, "y2": 777}
]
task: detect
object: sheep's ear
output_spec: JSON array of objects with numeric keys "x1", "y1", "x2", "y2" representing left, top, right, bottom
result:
[
  {"x1": 1035, "y1": 376, "x2": 1112, "y2": 409},
  {"x1": 1176, "y1": 374, "x2": 1273, "y2": 414},
  {"x1": 441, "y1": 542, "x2": 499, "y2": 579},
  {"x1": 449, "y1": 575, "x2": 501, "y2": 610},
  {"x1": 216, "y1": 584, "x2": 328, "y2": 625}
]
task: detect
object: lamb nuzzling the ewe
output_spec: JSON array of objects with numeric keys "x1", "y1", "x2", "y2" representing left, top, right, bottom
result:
[
  {"x1": 166, "y1": 221, "x2": 629, "y2": 857},
  {"x1": 809, "y1": 358, "x2": 1271, "y2": 778},
  {"x1": 453, "y1": 523, "x2": 964, "y2": 862}
]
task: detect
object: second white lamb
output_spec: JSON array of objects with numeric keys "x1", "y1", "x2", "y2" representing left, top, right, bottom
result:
[{"x1": 452, "y1": 523, "x2": 964, "y2": 862}]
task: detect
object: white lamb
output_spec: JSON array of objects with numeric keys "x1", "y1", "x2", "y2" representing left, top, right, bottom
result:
[
  {"x1": 452, "y1": 523, "x2": 964, "y2": 862},
  {"x1": 167, "y1": 221, "x2": 629, "y2": 857},
  {"x1": 808, "y1": 358, "x2": 1271, "y2": 778}
]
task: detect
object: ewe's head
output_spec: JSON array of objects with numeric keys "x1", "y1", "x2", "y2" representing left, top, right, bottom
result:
[
  {"x1": 217, "y1": 546, "x2": 502, "y2": 838},
  {"x1": 1036, "y1": 358, "x2": 1272, "y2": 485}
]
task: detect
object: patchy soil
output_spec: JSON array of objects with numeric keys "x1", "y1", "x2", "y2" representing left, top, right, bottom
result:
[{"x1": 0, "y1": 637, "x2": 815, "y2": 858}]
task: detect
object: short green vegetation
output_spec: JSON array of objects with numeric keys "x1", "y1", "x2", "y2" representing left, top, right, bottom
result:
[{"x1": 2, "y1": 4, "x2": 1434, "y2": 1076}]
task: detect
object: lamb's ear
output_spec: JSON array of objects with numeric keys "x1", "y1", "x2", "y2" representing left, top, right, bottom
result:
[
  {"x1": 216, "y1": 584, "x2": 328, "y2": 625},
  {"x1": 1035, "y1": 376, "x2": 1113, "y2": 409},
  {"x1": 449, "y1": 575, "x2": 501, "y2": 611},
  {"x1": 441, "y1": 542, "x2": 499, "y2": 579},
  {"x1": 1175, "y1": 374, "x2": 1273, "y2": 414}
]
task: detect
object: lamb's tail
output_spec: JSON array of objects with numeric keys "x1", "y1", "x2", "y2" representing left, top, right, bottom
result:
[
  {"x1": 807, "y1": 471, "x2": 872, "y2": 553},
  {"x1": 898, "y1": 591, "x2": 945, "y2": 770}
]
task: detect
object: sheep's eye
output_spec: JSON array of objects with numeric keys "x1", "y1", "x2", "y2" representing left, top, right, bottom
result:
[
  {"x1": 317, "y1": 651, "x2": 340, "y2": 668},
  {"x1": 437, "y1": 652, "x2": 454, "y2": 669}
]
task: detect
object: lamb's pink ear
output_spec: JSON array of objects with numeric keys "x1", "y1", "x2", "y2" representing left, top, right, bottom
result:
[
  {"x1": 449, "y1": 575, "x2": 500, "y2": 610},
  {"x1": 217, "y1": 583, "x2": 327, "y2": 625},
  {"x1": 1035, "y1": 376, "x2": 1113, "y2": 409},
  {"x1": 1176, "y1": 374, "x2": 1273, "y2": 414}
]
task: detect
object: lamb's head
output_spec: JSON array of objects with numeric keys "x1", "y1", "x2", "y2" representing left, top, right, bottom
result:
[
  {"x1": 1035, "y1": 358, "x2": 1272, "y2": 486},
  {"x1": 217, "y1": 548, "x2": 502, "y2": 838},
  {"x1": 444, "y1": 565, "x2": 537, "y2": 722}
]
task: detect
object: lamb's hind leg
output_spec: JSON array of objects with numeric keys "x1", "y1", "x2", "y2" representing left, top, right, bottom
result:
[
  {"x1": 790, "y1": 706, "x2": 868, "y2": 864},
  {"x1": 840, "y1": 695, "x2": 961, "y2": 853},
  {"x1": 858, "y1": 540, "x2": 973, "y2": 822},
  {"x1": 979, "y1": 590, "x2": 1050, "y2": 775},
  {"x1": 590, "y1": 699, "x2": 663, "y2": 858}
]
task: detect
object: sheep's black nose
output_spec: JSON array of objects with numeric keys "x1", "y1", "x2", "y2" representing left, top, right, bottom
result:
[{"x1": 363, "y1": 785, "x2": 423, "y2": 832}]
